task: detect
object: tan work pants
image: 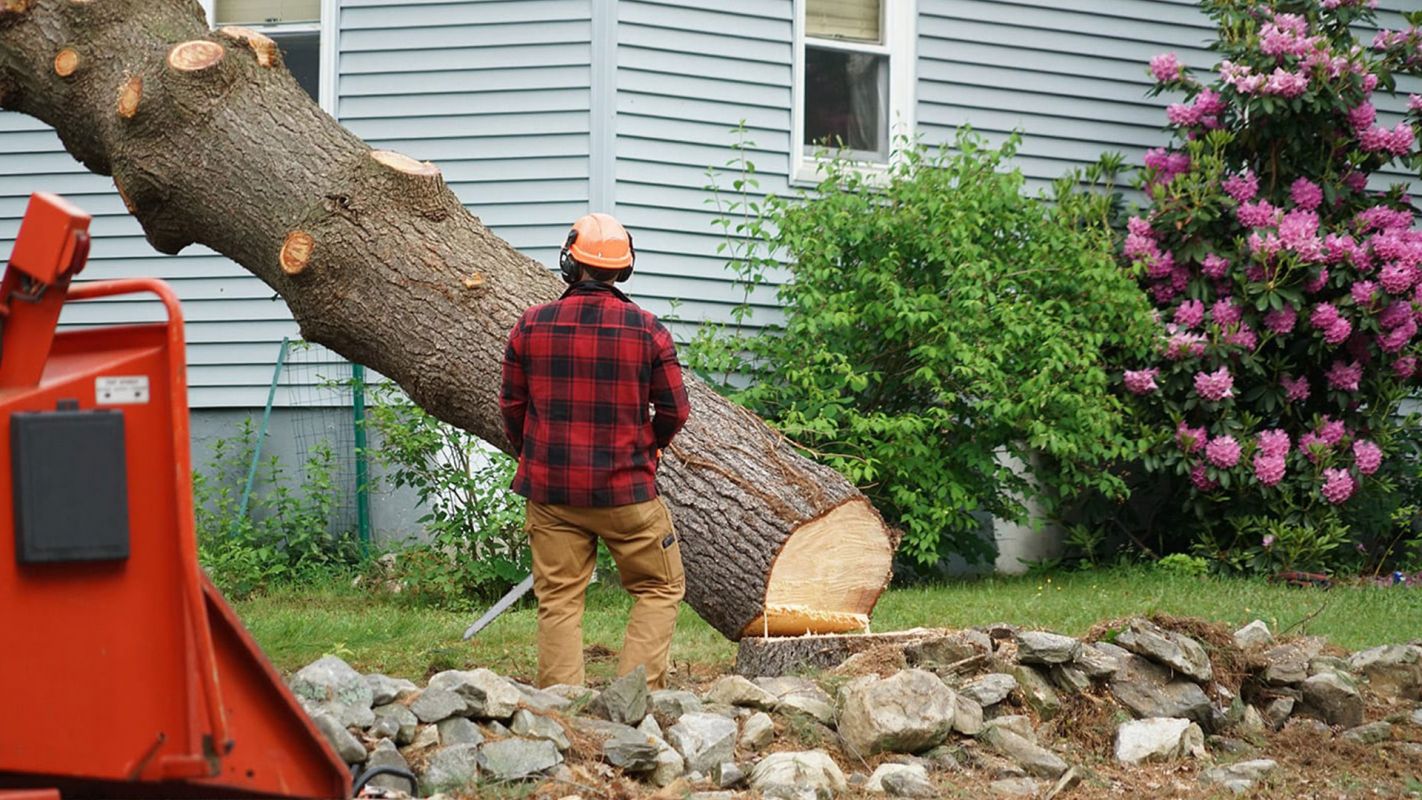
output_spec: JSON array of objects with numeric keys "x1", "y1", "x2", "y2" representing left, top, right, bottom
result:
[{"x1": 527, "y1": 497, "x2": 685, "y2": 689}]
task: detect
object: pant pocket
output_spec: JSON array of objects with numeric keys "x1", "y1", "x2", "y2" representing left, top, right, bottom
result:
[{"x1": 656, "y1": 499, "x2": 685, "y2": 586}]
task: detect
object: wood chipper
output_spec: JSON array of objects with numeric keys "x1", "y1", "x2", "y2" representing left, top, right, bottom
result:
[{"x1": 0, "y1": 193, "x2": 379, "y2": 799}]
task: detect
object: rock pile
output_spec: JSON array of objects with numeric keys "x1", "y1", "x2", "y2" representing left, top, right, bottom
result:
[{"x1": 290, "y1": 618, "x2": 1422, "y2": 798}]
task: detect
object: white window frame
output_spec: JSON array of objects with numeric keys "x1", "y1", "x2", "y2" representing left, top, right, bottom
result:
[
  {"x1": 198, "y1": 0, "x2": 339, "y2": 116},
  {"x1": 791, "y1": 0, "x2": 916, "y2": 185}
]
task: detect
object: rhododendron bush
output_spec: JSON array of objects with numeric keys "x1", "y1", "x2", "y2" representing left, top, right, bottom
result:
[{"x1": 1121, "y1": 0, "x2": 1422, "y2": 568}]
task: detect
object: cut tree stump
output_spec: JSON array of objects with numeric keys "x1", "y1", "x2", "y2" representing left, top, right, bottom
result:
[
  {"x1": 735, "y1": 629, "x2": 979, "y2": 677},
  {"x1": 0, "y1": 0, "x2": 899, "y2": 641}
]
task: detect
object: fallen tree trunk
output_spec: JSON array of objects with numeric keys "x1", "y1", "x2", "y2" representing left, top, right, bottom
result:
[{"x1": 0, "y1": 0, "x2": 898, "y2": 640}]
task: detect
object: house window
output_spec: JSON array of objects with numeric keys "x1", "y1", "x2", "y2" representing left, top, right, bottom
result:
[
  {"x1": 201, "y1": 0, "x2": 327, "y2": 107},
  {"x1": 795, "y1": 0, "x2": 915, "y2": 181}
]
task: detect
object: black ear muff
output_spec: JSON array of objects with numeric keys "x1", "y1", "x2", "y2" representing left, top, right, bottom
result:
[
  {"x1": 558, "y1": 229, "x2": 580, "y2": 284},
  {"x1": 616, "y1": 231, "x2": 636, "y2": 282}
]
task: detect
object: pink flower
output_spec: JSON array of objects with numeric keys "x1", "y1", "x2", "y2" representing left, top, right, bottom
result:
[
  {"x1": 1351, "y1": 280, "x2": 1378, "y2": 306},
  {"x1": 1319, "y1": 417, "x2": 1347, "y2": 446},
  {"x1": 1174, "y1": 299, "x2": 1205, "y2": 328},
  {"x1": 1202, "y1": 253, "x2": 1231, "y2": 278},
  {"x1": 1225, "y1": 323, "x2": 1258, "y2": 350},
  {"x1": 1311, "y1": 302, "x2": 1341, "y2": 330},
  {"x1": 1127, "y1": 216, "x2": 1154, "y2": 237},
  {"x1": 1380, "y1": 261, "x2": 1416, "y2": 294},
  {"x1": 1264, "y1": 305, "x2": 1297, "y2": 334},
  {"x1": 1237, "y1": 200, "x2": 1279, "y2": 228},
  {"x1": 1349, "y1": 101, "x2": 1377, "y2": 131},
  {"x1": 1165, "y1": 331, "x2": 1208, "y2": 360},
  {"x1": 1410, "y1": 93, "x2": 1422, "y2": 112},
  {"x1": 1124, "y1": 368, "x2": 1160, "y2": 395},
  {"x1": 1222, "y1": 172, "x2": 1259, "y2": 203},
  {"x1": 1321, "y1": 468, "x2": 1356, "y2": 504},
  {"x1": 1394, "y1": 355, "x2": 1418, "y2": 379},
  {"x1": 1306, "y1": 267, "x2": 1330, "y2": 293},
  {"x1": 1167, "y1": 103, "x2": 1201, "y2": 127},
  {"x1": 1253, "y1": 454, "x2": 1287, "y2": 486},
  {"x1": 1379, "y1": 317, "x2": 1416, "y2": 352},
  {"x1": 1194, "y1": 88, "x2": 1226, "y2": 117},
  {"x1": 1206, "y1": 435, "x2": 1242, "y2": 469},
  {"x1": 1354, "y1": 439, "x2": 1383, "y2": 475},
  {"x1": 1211, "y1": 298, "x2": 1242, "y2": 328},
  {"x1": 1190, "y1": 462, "x2": 1218, "y2": 491},
  {"x1": 1264, "y1": 68, "x2": 1308, "y2": 98},
  {"x1": 1344, "y1": 171, "x2": 1369, "y2": 193},
  {"x1": 1194, "y1": 366, "x2": 1234, "y2": 402},
  {"x1": 1290, "y1": 178, "x2": 1324, "y2": 210},
  {"x1": 1176, "y1": 421, "x2": 1207, "y2": 454},
  {"x1": 1257, "y1": 429, "x2": 1292, "y2": 458},
  {"x1": 1326, "y1": 360, "x2": 1363, "y2": 391},
  {"x1": 1151, "y1": 52, "x2": 1184, "y2": 83},
  {"x1": 1386, "y1": 122, "x2": 1415, "y2": 155},
  {"x1": 1300, "y1": 431, "x2": 1328, "y2": 461},
  {"x1": 1380, "y1": 301, "x2": 1413, "y2": 328},
  {"x1": 1281, "y1": 374, "x2": 1311, "y2": 401}
]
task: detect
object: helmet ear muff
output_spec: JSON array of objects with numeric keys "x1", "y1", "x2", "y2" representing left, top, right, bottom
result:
[
  {"x1": 616, "y1": 232, "x2": 636, "y2": 282},
  {"x1": 558, "y1": 229, "x2": 580, "y2": 284}
]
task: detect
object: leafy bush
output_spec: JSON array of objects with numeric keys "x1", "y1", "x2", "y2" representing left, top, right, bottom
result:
[
  {"x1": 195, "y1": 418, "x2": 359, "y2": 597},
  {"x1": 361, "y1": 385, "x2": 529, "y2": 610},
  {"x1": 1116, "y1": 1, "x2": 1422, "y2": 571},
  {"x1": 692, "y1": 130, "x2": 1158, "y2": 564}
]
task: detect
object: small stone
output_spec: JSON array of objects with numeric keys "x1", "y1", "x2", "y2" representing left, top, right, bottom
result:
[
  {"x1": 1049, "y1": 664, "x2": 1091, "y2": 694},
  {"x1": 366, "y1": 673, "x2": 419, "y2": 706},
  {"x1": 1074, "y1": 644, "x2": 1120, "y2": 679},
  {"x1": 1045, "y1": 766, "x2": 1081, "y2": 800},
  {"x1": 1013, "y1": 665, "x2": 1061, "y2": 720},
  {"x1": 603, "y1": 728, "x2": 661, "y2": 772},
  {"x1": 739, "y1": 711, "x2": 774, "y2": 749},
  {"x1": 750, "y1": 750, "x2": 847, "y2": 797},
  {"x1": 369, "y1": 714, "x2": 401, "y2": 741},
  {"x1": 638, "y1": 714, "x2": 663, "y2": 739},
  {"x1": 1261, "y1": 644, "x2": 1310, "y2": 686},
  {"x1": 1114, "y1": 619, "x2": 1212, "y2": 683},
  {"x1": 989, "y1": 777, "x2": 1042, "y2": 797},
  {"x1": 903, "y1": 630, "x2": 993, "y2": 667},
  {"x1": 837, "y1": 669, "x2": 958, "y2": 756},
  {"x1": 1348, "y1": 644, "x2": 1422, "y2": 700},
  {"x1": 1263, "y1": 697, "x2": 1295, "y2": 729},
  {"x1": 485, "y1": 720, "x2": 511, "y2": 737},
  {"x1": 867, "y1": 763, "x2": 934, "y2": 797},
  {"x1": 667, "y1": 711, "x2": 738, "y2": 774},
  {"x1": 427, "y1": 668, "x2": 522, "y2": 720},
  {"x1": 961, "y1": 673, "x2": 1018, "y2": 707},
  {"x1": 1207, "y1": 736, "x2": 1253, "y2": 755},
  {"x1": 651, "y1": 736, "x2": 686, "y2": 787},
  {"x1": 545, "y1": 683, "x2": 601, "y2": 708},
  {"x1": 515, "y1": 681, "x2": 574, "y2": 712},
  {"x1": 1016, "y1": 631, "x2": 1082, "y2": 665},
  {"x1": 688, "y1": 794, "x2": 734, "y2": 800},
  {"x1": 311, "y1": 710, "x2": 366, "y2": 764},
  {"x1": 1108, "y1": 653, "x2": 1211, "y2": 727},
  {"x1": 713, "y1": 761, "x2": 747, "y2": 789},
  {"x1": 374, "y1": 702, "x2": 420, "y2": 743},
  {"x1": 755, "y1": 676, "x2": 836, "y2": 724},
  {"x1": 366, "y1": 739, "x2": 414, "y2": 792},
  {"x1": 982, "y1": 726, "x2": 1068, "y2": 778},
  {"x1": 590, "y1": 666, "x2": 649, "y2": 725},
  {"x1": 705, "y1": 675, "x2": 777, "y2": 710},
  {"x1": 1240, "y1": 704, "x2": 1266, "y2": 734},
  {"x1": 406, "y1": 723, "x2": 439, "y2": 753},
  {"x1": 291, "y1": 655, "x2": 376, "y2": 728},
  {"x1": 511, "y1": 709, "x2": 570, "y2": 750},
  {"x1": 411, "y1": 687, "x2": 466, "y2": 724},
  {"x1": 1286, "y1": 717, "x2": 1332, "y2": 737},
  {"x1": 477, "y1": 737, "x2": 563, "y2": 782},
  {"x1": 982, "y1": 715, "x2": 1035, "y2": 742},
  {"x1": 1308, "y1": 656, "x2": 1351, "y2": 679},
  {"x1": 1200, "y1": 758, "x2": 1277, "y2": 795},
  {"x1": 419, "y1": 742, "x2": 480, "y2": 792},
  {"x1": 1301, "y1": 671, "x2": 1364, "y2": 728},
  {"x1": 650, "y1": 689, "x2": 703, "y2": 720},
  {"x1": 953, "y1": 694, "x2": 984, "y2": 736},
  {"x1": 1341, "y1": 720, "x2": 1392, "y2": 744},
  {"x1": 436, "y1": 716, "x2": 484, "y2": 746},
  {"x1": 1233, "y1": 620, "x2": 1273, "y2": 650},
  {"x1": 1114, "y1": 717, "x2": 1205, "y2": 765},
  {"x1": 1410, "y1": 708, "x2": 1422, "y2": 727}
]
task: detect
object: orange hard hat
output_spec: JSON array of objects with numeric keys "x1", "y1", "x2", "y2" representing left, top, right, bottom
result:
[{"x1": 563, "y1": 213, "x2": 635, "y2": 270}]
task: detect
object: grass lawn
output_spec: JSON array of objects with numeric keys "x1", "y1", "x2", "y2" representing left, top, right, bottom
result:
[{"x1": 234, "y1": 566, "x2": 1422, "y2": 684}]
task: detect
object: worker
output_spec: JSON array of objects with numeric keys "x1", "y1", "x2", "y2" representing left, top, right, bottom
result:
[{"x1": 499, "y1": 212, "x2": 692, "y2": 690}]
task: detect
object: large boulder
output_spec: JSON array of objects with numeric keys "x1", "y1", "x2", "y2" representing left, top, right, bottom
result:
[
  {"x1": 1113, "y1": 718, "x2": 1205, "y2": 765},
  {"x1": 436, "y1": 717, "x2": 485, "y2": 746},
  {"x1": 1108, "y1": 653, "x2": 1211, "y2": 727},
  {"x1": 1016, "y1": 631, "x2": 1082, "y2": 665},
  {"x1": 603, "y1": 727, "x2": 662, "y2": 772},
  {"x1": 477, "y1": 738, "x2": 563, "y2": 782},
  {"x1": 1348, "y1": 644, "x2": 1422, "y2": 700},
  {"x1": 1114, "y1": 619, "x2": 1212, "y2": 683},
  {"x1": 410, "y1": 687, "x2": 467, "y2": 724},
  {"x1": 837, "y1": 669, "x2": 958, "y2": 756},
  {"x1": 1300, "y1": 672, "x2": 1364, "y2": 728},
  {"x1": 750, "y1": 750, "x2": 847, "y2": 798},
  {"x1": 705, "y1": 675, "x2": 778, "y2": 710},
  {"x1": 291, "y1": 656, "x2": 375, "y2": 728},
  {"x1": 667, "y1": 712, "x2": 738, "y2": 774},
  {"x1": 754, "y1": 676, "x2": 836, "y2": 724},
  {"x1": 427, "y1": 668, "x2": 522, "y2": 720}
]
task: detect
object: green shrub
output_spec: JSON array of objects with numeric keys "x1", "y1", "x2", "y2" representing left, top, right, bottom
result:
[
  {"x1": 1154, "y1": 553, "x2": 1211, "y2": 577},
  {"x1": 692, "y1": 130, "x2": 1158, "y2": 565}
]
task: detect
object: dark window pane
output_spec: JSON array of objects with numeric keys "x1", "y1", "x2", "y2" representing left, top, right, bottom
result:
[
  {"x1": 269, "y1": 30, "x2": 320, "y2": 103},
  {"x1": 803, "y1": 47, "x2": 887, "y2": 159}
]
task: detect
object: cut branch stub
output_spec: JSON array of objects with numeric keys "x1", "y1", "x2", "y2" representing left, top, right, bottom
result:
[
  {"x1": 114, "y1": 179, "x2": 137, "y2": 215},
  {"x1": 216, "y1": 26, "x2": 279, "y2": 68},
  {"x1": 370, "y1": 149, "x2": 440, "y2": 178},
  {"x1": 116, "y1": 75, "x2": 141, "y2": 119},
  {"x1": 2, "y1": 0, "x2": 30, "y2": 16},
  {"x1": 167, "y1": 40, "x2": 225, "y2": 73},
  {"x1": 280, "y1": 231, "x2": 314, "y2": 276},
  {"x1": 53, "y1": 48, "x2": 78, "y2": 78}
]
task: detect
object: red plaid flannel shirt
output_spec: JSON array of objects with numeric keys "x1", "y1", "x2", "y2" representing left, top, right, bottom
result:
[{"x1": 500, "y1": 281, "x2": 691, "y2": 506}]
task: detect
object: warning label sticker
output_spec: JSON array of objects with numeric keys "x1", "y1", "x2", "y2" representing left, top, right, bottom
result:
[{"x1": 96, "y1": 375, "x2": 150, "y2": 405}]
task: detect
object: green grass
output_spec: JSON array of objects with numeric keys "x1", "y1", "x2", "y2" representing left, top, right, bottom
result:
[{"x1": 234, "y1": 566, "x2": 1422, "y2": 684}]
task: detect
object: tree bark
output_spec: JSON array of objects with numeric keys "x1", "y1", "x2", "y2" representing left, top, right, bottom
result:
[{"x1": 0, "y1": 0, "x2": 899, "y2": 640}]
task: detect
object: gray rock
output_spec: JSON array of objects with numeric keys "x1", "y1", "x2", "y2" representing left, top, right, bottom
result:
[
  {"x1": 311, "y1": 710, "x2": 366, "y2": 764},
  {"x1": 739, "y1": 711, "x2": 775, "y2": 749},
  {"x1": 1285, "y1": 717, "x2": 1332, "y2": 737},
  {"x1": 1301, "y1": 671, "x2": 1364, "y2": 727},
  {"x1": 477, "y1": 737, "x2": 562, "y2": 782},
  {"x1": 1200, "y1": 758, "x2": 1277, "y2": 795},
  {"x1": 590, "y1": 666, "x2": 648, "y2": 725},
  {"x1": 750, "y1": 750, "x2": 847, "y2": 798},
  {"x1": 436, "y1": 716, "x2": 484, "y2": 746},
  {"x1": 1045, "y1": 766, "x2": 1082, "y2": 800},
  {"x1": 365, "y1": 673, "x2": 419, "y2": 706},
  {"x1": 1016, "y1": 631, "x2": 1082, "y2": 665},
  {"x1": 419, "y1": 742, "x2": 480, "y2": 792},
  {"x1": 510, "y1": 708, "x2": 570, "y2": 750},
  {"x1": 366, "y1": 739, "x2": 414, "y2": 791},
  {"x1": 982, "y1": 715, "x2": 1035, "y2": 742},
  {"x1": 713, "y1": 761, "x2": 747, "y2": 789},
  {"x1": 410, "y1": 687, "x2": 466, "y2": 724},
  {"x1": 1341, "y1": 720, "x2": 1392, "y2": 744},
  {"x1": 405, "y1": 723, "x2": 439, "y2": 753},
  {"x1": 1263, "y1": 697, "x2": 1295, "y2": 729},
  {"x1": 1050, "y1": 664, "x2": 1091, "y2": 694},
  {"x1": 427, "y1": 668, "x2": 522, "y2": 720},
  {"x1": 904, "y1": 630, "x2": 993, "y2": 667},
  {"x1": 1108, "y1": 653, "x2": 1211, "y2": 727},
  {"x1": 1308, "y1": 656, "x2": 1351, "y2": 679},
  {"x1": 514, "y1": 681, "x2": 573, "y2": 712},
  {"x1": 638, "y1": 713, "x2": 663, "y2": 739},
  {"x1": 1240, "y1": 704, "x2": 1266, "y2": 734},
  {"x1": 755, "y1": 676, "x2": 836, "y2": 724},
  {"x1": 1207, "y1": 735, "x2": 1253, "y2": 755},
  {"x1": 544, "y1": 683, "x2": 600, "y2": 708},
  {"x1": 603, "y1": 728, "x2": 661, "y2": 772},
  {"x1": 961, "y1": 673, "x2": 1018, "y2": 707},
  {"x1": 953, "y1": 693, "x2": 984, "y2": 736},
  {"x1": 485, "y1": 720, "x2": 511, "y2": 737},
  {"x1": 1348, "y1": 644, "x2": 1422, "y2": 700},
  {"x1": 867, "y1": 762, "x2": 935, "y2": 797},
  {"x1": 837, "y1": 669, "x2": 958, "y2": 756},
  {"x1": 989, "y1": 777, "x2": 1043, "y2": 797},
  {"x1": 1261, "y1": 644, "x2": 1310, "y2": 686},
  {"x1": 650, "y1": 689, "x2": 703, "y2": 720},
  {"x1": 1233, "y1": 620, "x2": 1273, "y2": 650},
  {"x1": 1113, "y1": 717, "x2": 1205, "y2": 765},
  {"x1": 705, "y1": 675, "x2": 777, "y2": 710},
  {"x1": 690, "y1": 794, "x2": 736, "y2": 800},
  {"x1": 1410, "y1": 708, "x2": 1422, "y2": 727},
  {"x1": 1114, "y1": 619, "x2": 1212, "y2": 683},
  {"x1": 1013, "y1": 665, "x2": 1061, "y2": 720},
  {"x1": 667, "y1": 711, "x2": 738, "y2": 774},
  {"x1": 1074, "y1": 644, "x2": 1120, "y2": 679},
  {"x1": 982, "y1": 726, "x2": 1068, "y2": 778},
  {"x1": 650, "y1": 735, "x2": 686, "y2": 787},
  {"x1": 292, "y1": 656, "x2": 376, "y2": 728},
  {"x1": 368, "y1": 714, "x2": 401, "y2": 742}
]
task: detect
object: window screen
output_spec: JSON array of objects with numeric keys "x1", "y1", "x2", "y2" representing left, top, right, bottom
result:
[
  {"x1": 216, "y1": 0, "x2": 319, "y2": 25},
  {"x1": 807, "y1": 0, "x2": 881, "y2": 43}
]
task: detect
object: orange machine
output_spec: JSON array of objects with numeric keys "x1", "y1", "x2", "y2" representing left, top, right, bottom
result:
[{"x1": 0, "y1": 194, "x2": 352, "y2": 799}]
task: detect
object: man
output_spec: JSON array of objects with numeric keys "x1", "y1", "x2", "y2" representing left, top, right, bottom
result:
[{"x1": 499, "y1": 212, "x2": 691, "y2": 689}]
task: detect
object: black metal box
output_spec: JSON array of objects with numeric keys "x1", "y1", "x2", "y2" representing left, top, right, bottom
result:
[{"x1": 11, "y1": 409, "x2": 130, "y2": 563}]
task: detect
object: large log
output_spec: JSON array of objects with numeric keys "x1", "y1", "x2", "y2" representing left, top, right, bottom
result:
[{"x1": 0, "y1": 0, "x2": 898, "y2": 639}]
